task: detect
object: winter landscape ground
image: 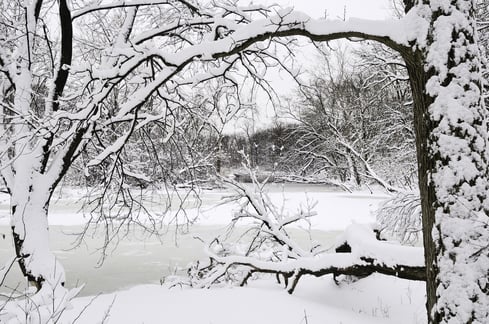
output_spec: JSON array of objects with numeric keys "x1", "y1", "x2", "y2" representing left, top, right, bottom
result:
[{"x1": 1, "y1": 185, "x2": 426, "y2": 323}]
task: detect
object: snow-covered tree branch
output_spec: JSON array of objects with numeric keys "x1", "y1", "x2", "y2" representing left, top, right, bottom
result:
[{"x1": 182, "y1": 171, "x2": 425, "y2": 294}]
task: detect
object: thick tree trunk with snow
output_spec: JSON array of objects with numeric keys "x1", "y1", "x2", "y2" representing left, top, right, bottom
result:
[
  {"x1": 405, "y1": 2, "x2": 489, "y2": 323},
  {"x1": 9, "y1": 167, "x2": 64, "y2": 291}
]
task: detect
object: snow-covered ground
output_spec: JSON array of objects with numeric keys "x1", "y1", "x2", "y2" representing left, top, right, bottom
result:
[
  {"x1": 59, "y1": 275, "x2": 426, "y2": 324},
  {"x1": 0, "y1": 184, "x2": 426, "y2": 323}
]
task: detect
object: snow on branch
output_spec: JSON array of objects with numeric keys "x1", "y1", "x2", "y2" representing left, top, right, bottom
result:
[
  {"x1": 204, "y1": 10, "x2": 427, "y2": 60},
  {"x1": 376, "y1": 192, "x2": 422, "y2": 245},
  {"x1": 337, "y1": 139, "x2": 403, "y2": 193},
  {"x1": 78, "y1": 10, "x2": 415, "y2": 132},
  {"x1": 86, "y1": 112, "x2": 139, "y2": 169},
  {"x1": 178, "y1": 166, "x2": 425, "y2": 294}
]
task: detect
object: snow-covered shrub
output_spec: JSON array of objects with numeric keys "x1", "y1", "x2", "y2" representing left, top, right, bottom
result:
[
  {"x1": 375, "y1": 192, "x2": 421, "y2": 245},
  {"x1": 0, "y1": 284, "x2": 83, "y2": 324}
]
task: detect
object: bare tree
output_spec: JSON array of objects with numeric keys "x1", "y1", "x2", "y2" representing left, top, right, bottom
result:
[{"x1": 285, "y1": 46, "x2": 415, "y2": 191}]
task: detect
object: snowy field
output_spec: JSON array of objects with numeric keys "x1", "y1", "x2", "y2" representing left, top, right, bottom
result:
[{"x1": 0, "y1": 184, "x2": 426, "y2": 323}]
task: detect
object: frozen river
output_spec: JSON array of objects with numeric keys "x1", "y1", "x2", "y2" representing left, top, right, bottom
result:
[{"x1": 0, "y1": 184, "x2": 388, "y2": 297}]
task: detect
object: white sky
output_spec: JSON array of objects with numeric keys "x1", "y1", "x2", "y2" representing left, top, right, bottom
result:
[{"x1": 260, "y1": 0, "x2": 392, "y2": 20}]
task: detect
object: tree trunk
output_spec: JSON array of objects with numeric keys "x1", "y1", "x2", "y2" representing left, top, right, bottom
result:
[
  {"x1": 345, "y1": 152, "x2": 361, "y2": 187},
  {"x1": 10, "y1": 176, "x2": 65, "y2": 292},
  {"x1": 404, "y1": 3, "x2": 489, "y2": 322},
  {"x1": 404, "y1": 49, "x2": 438, "y2": 321}
]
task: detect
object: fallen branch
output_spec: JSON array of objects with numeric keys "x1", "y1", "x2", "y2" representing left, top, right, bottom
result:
[
  {"x1": 182, "y1": 164, "x2": 425, "y2": 294},
  {"x1": 201, "y1": 223, "x2": 425, "y2": 294}
]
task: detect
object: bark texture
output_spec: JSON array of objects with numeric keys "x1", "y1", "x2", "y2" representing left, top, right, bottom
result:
[
  {"x1": 10, "y1": 172, "x2": 64, "y2": 291},
  {"x1": 408, "y1": 1, "x2": 489, "y2": 322},
  {"x1": 403, "y1": 48, "x2": 439, "y2": 321}
]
